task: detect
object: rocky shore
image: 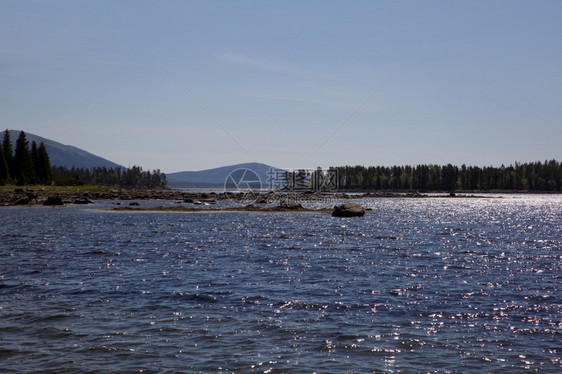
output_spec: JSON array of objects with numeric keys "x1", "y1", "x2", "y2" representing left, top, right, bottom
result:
[
  {"x1": 0, "y1": 187, "x2": 487, "y2": 207},
  {"x1": 0, "y1": 188, "x2": 186, "y2": 206}
]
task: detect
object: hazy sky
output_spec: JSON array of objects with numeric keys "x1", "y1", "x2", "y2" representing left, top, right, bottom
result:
[{"x1": 1, "y1": 1, "x2": 561, "y2": 172}]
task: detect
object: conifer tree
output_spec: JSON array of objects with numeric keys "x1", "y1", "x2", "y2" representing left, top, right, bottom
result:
[
  {"x1": 2, "y1": 129, "x2": 14, "y2": 177},
  {"x1": 36, "y1": 142, "x2": 53, "y2": 185},
  {"x1": 13, "y1": 131, "x2": 34, "y2": 185},
  {"x1": 31, "y1": 141, "x2": 39, "y2": 184},
  {"x1": 0, "y1": 143, "x2": 9, "y2": 185}
]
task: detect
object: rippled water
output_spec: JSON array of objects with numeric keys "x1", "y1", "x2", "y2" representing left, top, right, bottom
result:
[{"x1": 1, "y1": 195, "x2": 561, "y2": 373}]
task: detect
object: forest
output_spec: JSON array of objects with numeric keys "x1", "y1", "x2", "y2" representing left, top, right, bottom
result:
[
  {"x1": 1, "y1": 130, "x2": 166, "y2": 189},
  {"x1": 2, "y1": 130, "x2": 560, "y2": 192},
  {"x1": 330, "y1": 161, "x2": 562, "y2": 192},
  {"x1": 51, "y1": 165, "x2": 167, "y2": 189},
  {"x1": 1, "y1": 130, "x2": 52, "y2": 185}
]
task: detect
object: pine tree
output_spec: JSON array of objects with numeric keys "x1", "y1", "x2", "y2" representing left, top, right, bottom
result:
[
  {"x1": 36, "y1": 142, "x2": 53, "y2": 185},
  {"x1": 13, "y1": 131, "x2": 34, "y2": 185},
  {"x1": 0, "y1": 143, "x2": 9, "y2": 185},
  {"x1": 31, "y1": 141, "x2": 39, "y2": 184},
  {"x1": 3, "y1": 129, "x2": 14, "y2": 178}
]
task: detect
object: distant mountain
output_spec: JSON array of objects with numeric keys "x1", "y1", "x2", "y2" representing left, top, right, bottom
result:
[
  {"x1": 167, "y1": 162, "x2": 285, "y2": 189},
  {"x1": 7, "y1": 130, "x2": 123, "y2": 170}
]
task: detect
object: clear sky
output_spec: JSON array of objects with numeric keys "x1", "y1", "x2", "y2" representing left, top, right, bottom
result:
[{"x1": 1, "y1": 1, "x2": 561, "y2": 173}]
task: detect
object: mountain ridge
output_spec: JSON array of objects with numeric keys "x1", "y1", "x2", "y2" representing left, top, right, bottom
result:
[
  {"x1": 167, "y1": 162, "x2": 284, "y2": 188},
  {"x1": 7, "y1": 130, "x2": 123, "y2": 170}
]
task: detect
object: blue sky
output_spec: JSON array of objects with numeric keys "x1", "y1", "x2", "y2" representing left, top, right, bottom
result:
[{"x1": 1, "y1": 1, "x2": 561, "y2": 172}]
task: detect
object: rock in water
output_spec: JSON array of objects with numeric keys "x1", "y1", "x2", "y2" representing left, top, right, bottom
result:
[
  {"x1": 332, "y1": 202, "x2": 365, "y2": 217},
  {"x1": 74, "y1": 198, "x2": 93, "y2": 204},
  {"x1": 43, "y1": 196, "x2": 64, "y2": 206},
  {"x1": 278, "y1": 202, "x2": 303, "y2": 210}
]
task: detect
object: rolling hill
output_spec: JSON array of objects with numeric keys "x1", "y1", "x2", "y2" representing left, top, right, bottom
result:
[
  {"x1": 7, "y1": 130, "x2": 123, "y2": 170},
  {"x1": 167, "y1": 162, "x2": 284, "y2": 189}
]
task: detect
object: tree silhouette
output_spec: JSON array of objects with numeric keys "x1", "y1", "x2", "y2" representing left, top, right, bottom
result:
[
  {"x1": 0, "y1": 143, "x2": 9, "y2": 185},
  {"x1": 36, "y1": 142, "x2": 53, "y2": 185},
  {"x1": 2, "y1": 129, "x2": 14, "y2": 178},
  {"x1": 13, "y1": 131, "x2": 34, "y2": 185}
]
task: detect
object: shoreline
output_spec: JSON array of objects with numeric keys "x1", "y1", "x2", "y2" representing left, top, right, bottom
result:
[{"x1": 0, "y1": 186, "x2": 540, "y2": 207}]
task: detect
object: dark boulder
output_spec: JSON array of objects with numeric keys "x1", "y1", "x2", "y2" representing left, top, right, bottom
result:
[
  {"x1": 279, "y1": 202, "x2": 303, "y2": 210},
  {"x1": 74, "y1": 198, "x2": 93, "y2": 204},
  {"x1": 14, "y1": 197, "x2": 30, "y2": 205},
  {"x1": 332, "y1": 203, "x2": 365, "y2": 217},
  {"x1": 44, "y1": 196, "x2": 64, "y2": 206}
]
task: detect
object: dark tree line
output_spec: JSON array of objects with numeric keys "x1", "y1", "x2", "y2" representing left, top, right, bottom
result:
[
  {"x1": 1, "y1": 130, "x2": 52, "y2": 185},
  {"x1": 52, "y1": 165, "x2": 167, "y2": 189},
  {"x1": 331, "y1": 160, "x2": 562, "y2": 192}
]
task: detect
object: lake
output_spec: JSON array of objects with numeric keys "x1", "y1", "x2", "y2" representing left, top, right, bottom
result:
[{"x1": 1, "y1": 195, "x2": 560, "y2": 373}]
